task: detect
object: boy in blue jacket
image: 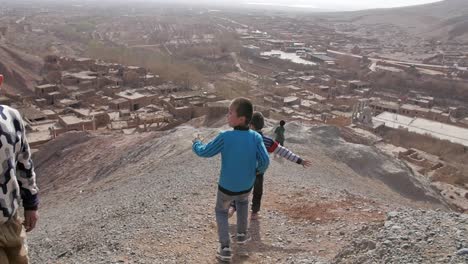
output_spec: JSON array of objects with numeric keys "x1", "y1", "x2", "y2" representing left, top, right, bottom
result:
[
  {"x1": 229, "y1": 112, "x2": 311, "y2": 220},
  {"x1": 192, "y1": 97, "x2": 269, "y2": 262}
]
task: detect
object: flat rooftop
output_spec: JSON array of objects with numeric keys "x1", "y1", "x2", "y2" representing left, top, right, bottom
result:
[
  {"x1": 309, "y1": 54, "x2": 335, "y2": 61},
  {"x1": 60, "y1": 115, "x2": 90, "y2": 125},
  {"x1": 285, "y1": 85, "x2": 302, "y2": 91},
  {"x1": 400, "y1": 104, "x2": 430, "y2": 112},
  {"x1": 117, "y1": 91, "x2": 147, "y2": 100},
  {"x1": 370, "y1": 100, "x2": 400, "y2": 109},
  {"x1": 41, "y1": 110, "x2": 56, "y2": 115},
  {"x1": 73, "y1": 108, "x2": 106, "y2": 116},
  {"x1": 18, "y1": 107, "x2": 47, "y2": 121},
  {"x1": 207, "y1": 100, "x2": 231, "y2": 108},
  {"x1": 110, "y1": 98, "x2": 129, "y2": 104},
  {"x1": 63, "y1": 71, "x2": 97, "y2": 80},
  {"x1": 36, "y1": 84, "x2": 57, "y2": 89},
  {"x1": 74, "y1": 57, "x2": 93, "y2": 62},
  {"x1": 284, "y1": 96, "x2": 299, "y2": 103},
  {"x1": 170, "y1": 91, "x2": 201, "y2": 100}
]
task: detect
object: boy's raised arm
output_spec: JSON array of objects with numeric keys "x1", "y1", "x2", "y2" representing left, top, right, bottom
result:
[
  {"x1": 273, "y1": 143, "x2": 303, "y2": 164},
  {"x1": 255, "y1": 134, "x2": 270, "y2": 174},
  {"x1": 263, "y1": 136, "x2": 309, "y2": 166},
  {"x1": 192, "y1": 133, "x2": 224, "y2": 158}
]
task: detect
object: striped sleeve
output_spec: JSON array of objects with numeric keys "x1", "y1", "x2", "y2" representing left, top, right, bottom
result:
[
  {"x1": 14, "y1": 109, "x2": 39, "y2": 210},
  {"x1": 273, "y1": 144, "x2": 303, "y2": 164},
  {"x1": 255, "y1": 133, "x2": 270, "y2": 174},
  {"x1": 192, "y1": 132, "x2": 224, "y2": 157},
  {"x1": 262, "y1": 135, "x2": 279, "y2": 153}
]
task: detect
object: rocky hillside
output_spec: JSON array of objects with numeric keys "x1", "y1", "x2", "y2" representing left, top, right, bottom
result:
[
  {"x1": 0, "y1": 44, "x2": 42, "y2": 95},
  {"x1": 333, "y1": 209, "x2": 467, "y2": 264},
  {"x1": 26, "y1": 119, "x2": 468, "y2": 263}
]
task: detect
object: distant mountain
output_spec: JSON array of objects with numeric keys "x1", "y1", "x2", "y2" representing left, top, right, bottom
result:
[{"x1": 324, "y1": 0, "x2": 468, "y2": 42}]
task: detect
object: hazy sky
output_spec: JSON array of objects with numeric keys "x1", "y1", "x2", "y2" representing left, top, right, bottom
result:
[
  {"x1": 139, "y1": 0, "x2": 444, "y2": 11},
  {"x1": 240, "y1": 0, "x2": 443, "y2": 10},
  {"x1": 20, "y1": 0, "x2": 445, "y2": 11}
]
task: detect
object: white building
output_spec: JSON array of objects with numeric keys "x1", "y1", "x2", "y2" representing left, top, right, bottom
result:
[{"x1": 373, "y1": 112, "x2": 468, "y2": 147}]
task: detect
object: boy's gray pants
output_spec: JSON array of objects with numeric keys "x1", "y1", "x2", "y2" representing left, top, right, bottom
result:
[{"x1": 215, "y1": 189, "x2": 250, "y2": 248}]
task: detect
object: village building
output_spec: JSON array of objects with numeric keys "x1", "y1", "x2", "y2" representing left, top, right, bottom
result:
[
  {"x1": 70, "y1": 108, "x2": 111, "y2": 128},
  {"x1": 407, "y1": 96, "x2": 434, "y2": 108},
  {"x1": 99, "y1": 76, "x2": 122, "y2": 88},
  {"x1": 149, "y1": 83, "x2": 182, "y2": 95},
  {"x1": 298, "y1": 75, "x2": 316, "y2": 84},
  {"x1": 170, "y1": 106, "x2": 193, "y2": 121},
  {"x1": 123, "y1": 66, "x2": 147, "y2": 77},
  {"x1": 306, "y1": 53, "x2": 336, "y2": 66},
  {"x1": 41, "y1": 109, "x2": 58, "y2": 119},
  {"x1": 58, "y1": 115, "x2": 95, "y2": 132},
  {"x1": 109, "y1": 98, "x2": 131, "y2": 111},
  {"x1": 44, "y1": 91, "x2": 65, "y2": 105},
  {"x1": 305, "y1": 93, "x2": 327, "y2": 103},
  {"x1": 59, "y1": 99, "x2": 81, "y2": 108},
  {"x1": 169, "y1": 91, "x2": 204, "y2": 108},
  {"x1": 348, "y1": 80, "x2": 370, "y2": 90},
  {"x1": 116, "y1": 90, "x2": 157, "y2": 111},
  {"x1": 35, "y1": 84, "x2": 58, "y2": 97},
  {"x1": 18, "y1": 107, "x2": 47, "y2": 123},
  {"x1": 399, "y1": 104, "x2": 430, "y2": 118},
  {"x1": 59, "y1": 57, "x2": 95, "y2": 71},
  {"x1": 373, "y1": 112, "x2": 468, "y2": 147},
  {"x1": 283, "y1": 96, "x2": 300, "y2": 106},
  {"x1": 72, "y1": 89, "x2": 96, "y2": 101},
  {"x1": 284, "y1": 84, "x2": 304, "y2": 93},
  {"x1": 103, "y1": 85, "x2": 123, "y2": 97},
  {"x1": 143, "y1": 73, "x2": 162, "y2": 86},
  {"x1": 369, "y1": 100, "x2": 400, "y2": 114}
]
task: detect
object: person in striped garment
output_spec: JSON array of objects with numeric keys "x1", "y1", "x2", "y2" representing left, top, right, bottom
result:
[
  {"x1": 0, "y1": 74, "x2": 39, "y2": 264},
  {"x1": 229, "y1": 111, "x2": 311, "y2": 220}
]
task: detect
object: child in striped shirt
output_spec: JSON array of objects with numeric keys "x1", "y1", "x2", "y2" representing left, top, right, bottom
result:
[{"x1": 229, "y1": 112, "x2": 311, "y2": 220}]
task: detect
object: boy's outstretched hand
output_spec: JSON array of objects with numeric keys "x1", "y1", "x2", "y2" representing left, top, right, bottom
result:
[
  {"x1": 301, "y1": 159, "x2": 312, "y2": 168},
  {"x1": 192, "y1": 134, "x2": 203, "y2": 143}
]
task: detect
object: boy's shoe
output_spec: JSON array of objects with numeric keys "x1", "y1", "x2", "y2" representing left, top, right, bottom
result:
[
  {"x1": 228, "y1": 206, "x2": 236, "y2": 218},
  {"x1": 250, "y1": 212, "x2": 259, "y2": 220},
  {"x1": 216, "y1": 246, "x2": 232, "y2": 262},
  {"x1": 236, "y1": 233, "x2": 251, "y2": 245}
]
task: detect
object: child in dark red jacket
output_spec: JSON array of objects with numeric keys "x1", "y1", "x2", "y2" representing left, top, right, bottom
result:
[{"x1": 229, "y1": 111, "x2": 311, "y2": 220}]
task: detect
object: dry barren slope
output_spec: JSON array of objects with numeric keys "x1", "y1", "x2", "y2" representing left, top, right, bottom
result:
[
  {"x1": 28, "y1": 123, "x2": 451, "y2": 263},
  {"x1": 0, "y1": 44, "x2": 42, "y2": 95},
  {"x1": 323, "y1": 0, "x2": 468, "y2": 42}
]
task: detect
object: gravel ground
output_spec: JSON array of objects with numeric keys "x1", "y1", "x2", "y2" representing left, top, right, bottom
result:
[
  {"x1": 27, "y1": 124, "x2": 456, "y2": 263},
  {"x1": 332, "y1": 209, "x2": 468, "y2": 264}
]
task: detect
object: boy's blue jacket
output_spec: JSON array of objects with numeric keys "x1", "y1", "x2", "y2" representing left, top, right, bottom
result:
[{"x1": 192, "y1": 127, "x2": 270, "y2": 194}]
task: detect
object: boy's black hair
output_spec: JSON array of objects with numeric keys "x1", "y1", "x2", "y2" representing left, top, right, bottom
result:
[
  {"x1": 280, "y1": 120, "x2": 286, "y2": 126},
  {"x1": 250, "y1": 111, "x2": 265, "y2": 130},
  {"x1": 231, "y1": 97, "x2": 253, "y2": 125}
]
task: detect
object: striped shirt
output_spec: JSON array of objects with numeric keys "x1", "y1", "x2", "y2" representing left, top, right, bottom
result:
[{"x1": 259, "y1": 132, "x2": 303, "y2": 165}]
